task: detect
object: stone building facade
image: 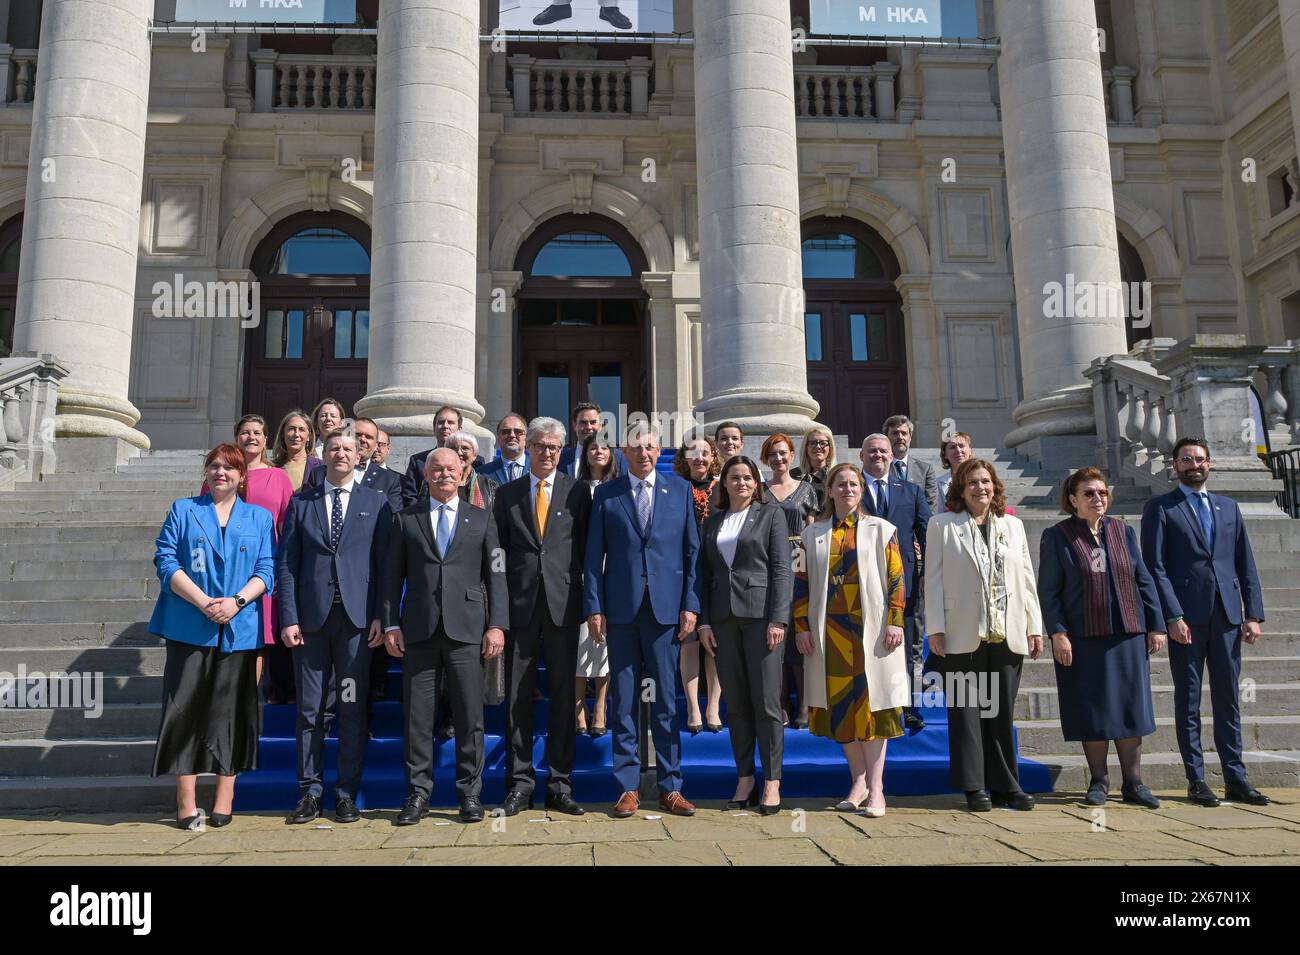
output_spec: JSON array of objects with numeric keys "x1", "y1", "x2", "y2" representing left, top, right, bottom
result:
[{"x1": 1, "y1": 0, "x2": 1298, "y2": 466}]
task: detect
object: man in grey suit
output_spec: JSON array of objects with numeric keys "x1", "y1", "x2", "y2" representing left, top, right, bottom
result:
[
  {"x1": 883, "y1": 415, "x2": 938, "y2": 511},
  {"x1": 381, "y1": 448, "x2": 508, "y2": 825}
]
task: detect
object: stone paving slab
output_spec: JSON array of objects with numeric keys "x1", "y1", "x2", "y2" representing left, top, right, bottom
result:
[{"x1": 0, "y1": 790, "x2": 1294, "y2": 865}]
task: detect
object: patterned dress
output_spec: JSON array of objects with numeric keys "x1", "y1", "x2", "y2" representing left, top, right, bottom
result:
[{"x1": 794, "y1": 511, "x2": 906, "y2": 742}]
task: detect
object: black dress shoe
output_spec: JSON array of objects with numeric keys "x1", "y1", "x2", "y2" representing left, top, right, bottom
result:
[
  {"x1": 599, "y1": 6, "x2": 633, "y2": 29},
  {"x1": 395, "y1": 794, "x2": 429, "y2": 826},
  {"x1": 1084, "y1": 777, "x2": 1109, "y2": 806},
  {"x1": 757, "y1": 801, "x2": 782, "y2": 816},
  {"x1": 501, "y1": 790, "x2": 534, "y2": 816},
  {"x1": 903, "y1": 711, "x2": 926, "y2": 732},
  {"x1": 335, "y1": 796, "x2": 361, "y2": 823},
  {"x1": 545, "y1": 792, "x2": 586, "y2": 816},
  {"x1": 532, "y1": 3, "x2": 572, "y2": 26},
  {"x1": 991, "y1": 790, "x2": 1035, "y2": 811},
  {"x1": 965, "y1": 790, "x2": 992, "y2": 812},
  {"x1": 1187, "y1": 780, "x2": 1220, "y2": 807},
  {"x1": 287, "y1": 794, "x2": 320, "y2": 825},
  {"x1": 209, "y1": 812, "x2": 233, "y2": 828},
  {"x1": 459, "y1": 796, "x2": 486, "y2": 823},
  {"x1": 1224, "y1": 782, "x2": 1270, "y2": 806},
  {"x1": 1121, "y1": 781, "x2": 1161, "y2": 809}
]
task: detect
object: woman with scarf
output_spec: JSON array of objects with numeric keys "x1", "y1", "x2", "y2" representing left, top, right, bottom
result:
[{"x1": 1038, "y1": 466, "x2": 1166, "y2": 809}]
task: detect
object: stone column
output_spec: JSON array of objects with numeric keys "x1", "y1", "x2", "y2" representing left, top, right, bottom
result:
[
  {"x1": 355, "y1": 0, "x2": 485, "y2": 445},
  {"x1": 12, "y1": 0, "x2": 155, "y2": 464},
  {"x1": 996, "y1": 0, "x2": 1129, "y2": 465},
  {"x1": 1279, "y1": 0, "x2": 1300, "y2": 166},
  {"x1": 691, "y1": 0, "x2": 819, "y2": 435}
]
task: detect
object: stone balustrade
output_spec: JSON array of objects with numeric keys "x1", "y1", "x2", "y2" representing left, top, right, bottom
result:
[
  {"x1": 0, "y1": 47, "x2": 37, "y2": 104},
  {"x1": 0, "y1": 353, "x2": 68, "y2": 488},
  {"x1": 794, "y1": 63, "x2": 899, "y2": 120},
  {"x1": 506, "y1": 56, "x2": 651, "y2": 115},
  {"x1": 1102, "y1": 65, "x2": 1136, "y2": 124},
  {"x1": 1259, "y1": 343, "x2": 1300, "y2": 443},
  {"x1": 250, "y1": 51, "x2": 377, "y2": 111}
]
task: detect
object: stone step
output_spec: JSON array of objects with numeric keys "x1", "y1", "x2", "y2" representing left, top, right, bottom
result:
[
  {"x1": 0, "y1": 738, "x2": 157, "y2": 776},
  {"x1": 0, "y1": 525, "x2": 159, "y2": 543},
  {"x1": 1261, "y1": 567, "x2": 1300, "y2": 587},
  {"x1": 0, "y1": 493, "x2": 182, "y2": 508},
  {"x1": 3, "y1": 559, "x2": 158, "y2": 581},
  {"x1": 1019, "y1": 655, "x2": 1300, "y2": 686},
  {"x1": 0, "y1": 542, "x2": 159, "y2": 563},
  {"x1": 0, "y1": 703, "x2": 161, "y2": 741},
  {"x1": 0, "y1": 621, "x2": 163, "y2": 648},
  {"x1": 1017, "y1": 716, "x2": 1300, "y2": 755},
  {"x1": 0, "y1": 646, "x2": 166, "y2": 676},
  {"x1": 0, "y1": 598, "x2": 157, "y2": 624},
  {"x1": 1035, "y1": 750, "x2": 1300, "y2": 793},
  {"x1": 0, "y1": 578, "x2": 160, "y2": 601},
  {"x1": 0, "y1": 775, "x2": 214, "y2": 813},
  {"x1": 1017, "y1": 683, "x2": 1300, "y2": 720}
]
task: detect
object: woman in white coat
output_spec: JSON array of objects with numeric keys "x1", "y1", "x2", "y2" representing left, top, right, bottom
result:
[
  {"x1": 926, "y1": 458, "x2": 1044, "y2": 812},
  {"x1": 794, "y1": 463, "x2": 909, "y2": 817}
]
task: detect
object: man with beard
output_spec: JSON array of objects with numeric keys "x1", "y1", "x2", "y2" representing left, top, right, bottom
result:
[{"x1": 1141, "y1": 437, "x2": 1268, "y2": 808}]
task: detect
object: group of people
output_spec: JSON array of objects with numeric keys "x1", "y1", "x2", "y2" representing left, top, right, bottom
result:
[{"x1": 148, "y1": 397, "x2": 1272, "y2": 828}]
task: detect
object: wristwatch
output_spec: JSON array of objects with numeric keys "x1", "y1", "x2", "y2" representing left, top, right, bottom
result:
[{"x1": 234, "y1": 595, "x2": 247, "y2": 609}]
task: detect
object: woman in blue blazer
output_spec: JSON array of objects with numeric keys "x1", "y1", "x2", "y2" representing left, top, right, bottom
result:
[
  {"x1": 1038, "y1": 466, "x2": 1166, "y2": 810},
  {"x1": 150, "y1": 444, "x2": 276, "y2": 829}
]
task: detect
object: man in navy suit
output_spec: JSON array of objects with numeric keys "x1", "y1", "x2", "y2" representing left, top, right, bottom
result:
[
  {"x1": 1141, "y1": 436, "x2": 1268, "y2": 807},
  {"x1": 558, "y1": 401, "x2": 627, "y2": 477},
  {"x1": 304, "y1": 417, "x2": 402, "y2": 510},
  {"x1": 860, "y1": 434, "x2": 932, "y2": 730},
  {"x1": 400, "y1": 405, "x2": 485, "y2": 507},
  {"x1": 477, "y1": 412, "x2": 530, "y2": 486},
  {"x1": 584, "y1": 427, "x2": 700, "y2": 817},
  {"x1": 278, "y1": 429, "x2": 392, "y2": 824}
]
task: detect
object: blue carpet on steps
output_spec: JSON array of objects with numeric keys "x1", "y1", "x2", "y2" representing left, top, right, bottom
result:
[{"x1": 235, "y1": 657, "x2": 1051, "y2": 811}]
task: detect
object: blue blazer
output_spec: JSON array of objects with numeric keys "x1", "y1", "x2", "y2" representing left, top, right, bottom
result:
[
  {"x1": 862, "y1": 474, "x2": 930, "y2": 608},
  {"x1": 1038, "y1": 518, "x2": 1163, "y2": 638},
  {"x1": 477, "y1": 453, "x2": 529, "y2": 487},
  {"x1": 277, "y1": 483, "x2": 392, "y2": 632},
  {"x1": 149, "y1": 495, "x2": 277, "y2": 651},
  {"x1": 1140, "y1": 488, "x2": 1265, "y2": 627},
  {"x1": 583, "y1": 472, "x2": 701, "y2": 627}
]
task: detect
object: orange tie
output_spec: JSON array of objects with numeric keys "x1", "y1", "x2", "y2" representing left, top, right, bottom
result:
[{"x1": 535, "y1": 480, "x2": 550, "y2": 539}]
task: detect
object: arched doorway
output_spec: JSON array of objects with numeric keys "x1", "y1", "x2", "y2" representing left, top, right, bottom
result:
[
  {"x1": 0, "y1": 214, "x2": 21, "y2": 358},
  {"x1": 801, "y1": 218, "x2": 907, "y2": 438},
  {"x1": 514, "y1": 214, "x2": 648, "y2": 422},
  {"x1": 1118, "y1": 231, "x2": 1149, "y2": 350},
  {"x1": 242, "y1": 212, "x2": 371, "y2": 430}
]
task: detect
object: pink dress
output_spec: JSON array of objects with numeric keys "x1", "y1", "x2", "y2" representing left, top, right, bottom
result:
[{"x1": 202, "y1": 467, "x2": 294, "y2": 645}]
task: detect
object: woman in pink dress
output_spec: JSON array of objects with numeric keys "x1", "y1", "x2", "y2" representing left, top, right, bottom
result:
[{"x1": 203, "y1": 414, "x2": 295, "y2": 701}]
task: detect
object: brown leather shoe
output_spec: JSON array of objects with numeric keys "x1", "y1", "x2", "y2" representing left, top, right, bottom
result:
[
  {"x1": 658, "y1": 791, "x2": 696, "y2": 816},
  {"x1": 611, "y1": 790, "x2": 640, "y2": 818}
]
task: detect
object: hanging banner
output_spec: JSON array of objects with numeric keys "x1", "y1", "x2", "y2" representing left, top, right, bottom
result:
[
  {"x1": 499, "y1": 1, "x2": 674, "y2": 34},
  {"x1": 808, "y1": 1, "x2": 978, "y2": 39},
  {"x1": 174, "y1": 1, "x2": 358, "y2": 24}
]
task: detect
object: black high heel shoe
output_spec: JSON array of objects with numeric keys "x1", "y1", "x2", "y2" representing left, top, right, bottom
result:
[
  {"x1": 210, "y1": 812, "x2": 233, "y2": 828},
  {"x1": 175, "y1": 809, "x2": 206, "y2": 831},
  {"x1": 725, "y1": 782, "x2": 760, "y2": 810},
  {"x1": 758, "y1": 801, "x2": 782, "y2": 816},
  {"x1": 686, "y1": 722, "x2": 703, "y2": 736}
]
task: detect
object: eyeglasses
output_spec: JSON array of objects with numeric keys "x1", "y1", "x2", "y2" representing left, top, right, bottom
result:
[
  {"x1": 500, "y1": 428, "x2": 525, "y2": 436},
  {"x1": 1078, "y1": 489, "x2": 1109, "y2": 499},
  {"x1": 377, "y1": 442, "x2": 389, "y2": 449},
  {"x1": 1177, "y1": 455, "x2": 1208, "y2": 465},
  {"x1": 530, "y1": 443, "x2": 563, "y2": 455},
  {"x1": 806, "y1": 440, "x2": 831, "y2": 449}
]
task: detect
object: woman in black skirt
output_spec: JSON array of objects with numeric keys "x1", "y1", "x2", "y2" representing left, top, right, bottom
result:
[
  {"x1": 1037, "y1": 466, "x2": 1166, "y2": 809},
  {"x1": 149, "y1": 443, "x2": 276, "y2": 829}
]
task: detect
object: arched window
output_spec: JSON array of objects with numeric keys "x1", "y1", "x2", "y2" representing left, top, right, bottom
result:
[
  {"x1": 529, "y1": 230, "x2": 633, "y2": 277},
  {"x1": 1118, "y1": 232, "x2": 1149, "y2": 350},
  {"x1": 802, "y1": 231, "x2": 887, "y2": 280},
  {"x1": 266, "y1": 227, "x2": 370, "y2": 276},
  {"x1": 0, "y1": 215, "x2": 21, "y2": 359}
]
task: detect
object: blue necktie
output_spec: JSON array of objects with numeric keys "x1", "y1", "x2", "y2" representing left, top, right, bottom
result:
[
  {"x1": 635, "y1": 481, "x2": 652, "y2": 534},
  {"x1": 893, "y1": 460, "x2": 906, "y2": 482},
  {"x1": 436, "y1": 504, "x2": 453, "y2": 557},
  {"x1": 875, "y1": 478, "x2": 889, "y2": 514},
  {"x1": 1193, "y1": 492, "x2": 1214, "y2": 549}
]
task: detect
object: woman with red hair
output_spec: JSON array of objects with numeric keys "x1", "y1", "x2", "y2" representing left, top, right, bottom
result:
[{"x1": 149, "y1": 444, "x2": 276, "y2": 829}]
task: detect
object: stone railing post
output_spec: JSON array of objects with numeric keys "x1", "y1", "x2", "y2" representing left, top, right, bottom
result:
[{"x1": 251, "y1": 49, "x2": 278, "y2": 112}]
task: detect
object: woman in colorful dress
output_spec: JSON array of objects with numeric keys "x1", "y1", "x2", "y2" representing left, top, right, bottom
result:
[
  {"x1": 793, "y1": 462, "x2": 909, "y2": 817},
  {"x1": 673, "y1": 434, "x2": 723, "y2": 733}
]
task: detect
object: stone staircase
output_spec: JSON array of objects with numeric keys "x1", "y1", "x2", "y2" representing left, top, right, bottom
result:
[{"x1": 0, "y1": 446, "x2": 1296, "y2": 812}]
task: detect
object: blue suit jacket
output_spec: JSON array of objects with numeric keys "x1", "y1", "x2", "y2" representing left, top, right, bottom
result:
[
  {"x1": 1038, "y1": 518, "x2": 1164, "y2": 637},
  {"x1": 1140, "y1": 488, "x2": 1264, "y2": 627},
  {"x1": 149, "y1": 495, "x2": 277, "y2": 651},
  {"x1": 477, "y1": 453, "x2": 529, "y2": 487},
  {"x1": 277, "y1": 482, "x2": 393, "y2": 632},
  {"x1": 583, "y1": 472, "x2": 700, "y2": 627},
  {"x1": 862, "y1": 473, "x2": 930, "y2": 609}
]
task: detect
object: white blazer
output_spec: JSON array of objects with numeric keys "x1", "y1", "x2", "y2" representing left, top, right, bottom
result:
[
  {"x1": 923, "y1": 510, "x2": 1044, "y2": 656},
  {"x1": 798, "y1": 513, "x2": 910, "y2": 712}
]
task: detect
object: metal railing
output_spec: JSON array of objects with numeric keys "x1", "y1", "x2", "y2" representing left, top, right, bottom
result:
[{"x1": 1263, "y1": 448, "x2": 1300, "y2": 518}]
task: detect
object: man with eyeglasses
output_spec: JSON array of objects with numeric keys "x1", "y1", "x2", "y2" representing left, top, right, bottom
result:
[
  {"x1": 492, "y1": 417, "x2": 592, "y2": 817},
  {"x1": 1140, "y1": 437, "x2": 1268, "y2": 807},
  {"x1": 372, "y1": 431, "x2": 392, "y2": 469},
  {"x1": 479, "y1": 413, "x2": 531, "y2": 486}
]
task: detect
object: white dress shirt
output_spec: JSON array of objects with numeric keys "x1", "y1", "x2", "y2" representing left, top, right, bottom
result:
[
  {"x1": 428, "y1": 492, "x2": 460, "y2": 540},
  {"x1": 716, "y1": 507, "x2": 749, "y2": 568},
  {"x1": 529, "y1": 470, "x2": 556, "y2": 501},
  {"x1": 323, "y1": 475, "x2": 359, "y2": 521},
  {"x1": 500, "y1": 454, "x2": 528, "y2": 483}
]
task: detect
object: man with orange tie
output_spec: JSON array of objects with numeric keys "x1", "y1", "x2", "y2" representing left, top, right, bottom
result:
[{"x1": 493, "y1": 417, "x2": 592, "y2": 816}]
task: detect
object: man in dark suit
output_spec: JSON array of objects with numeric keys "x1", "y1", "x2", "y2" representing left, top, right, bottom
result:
[
  {"x1": 584, "y1": 428, "x2": 700, "y2": 818},
  {"x1": 493, "y1": 416, "x2": 591, "y2": 816},
  {"x1": 304, "y1": 417, "x2": 402, "y2": 509},
  {"x1": 1141, "y1": 436, "x2": 1268, "y2": 807},
  {"x1": 382, "y1": 448, "x2": 508, "y2": 824},
  {"x1": 557, "y1": 401, "x2": 627, "y2": 478},
  {"x1": 860, "y1": 433, "x2": 932, "y2": 731},
  {"x1": 400, "y1": 405, "x2": 485, "y2": 507},
  {"x1": 477, "y1": 412, "x2": 530, "y2": 486},
  {"x1": 278, "y1": 429, "x2": 392, "y2": 825},
  {"x1": 883, "y1": 414, "x2": 938, "y2": 511}
]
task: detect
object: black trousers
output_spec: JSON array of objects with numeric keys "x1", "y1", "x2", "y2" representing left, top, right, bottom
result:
[
  {"x1": 712, "y1": 616, "x2": 784, "y2": 780},
  {"x1": 944, "y1": 639, "x2": 1023, "y2": 793},
  {"x1": 403, "y1": 626, "x2": 484, "y2": 801},
  {"x1": 505, "y1": 591, "x2": 579, "y2": 797},
  {"x1": 902, "y1": 612, "x2": 923, "y2": 714}
]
